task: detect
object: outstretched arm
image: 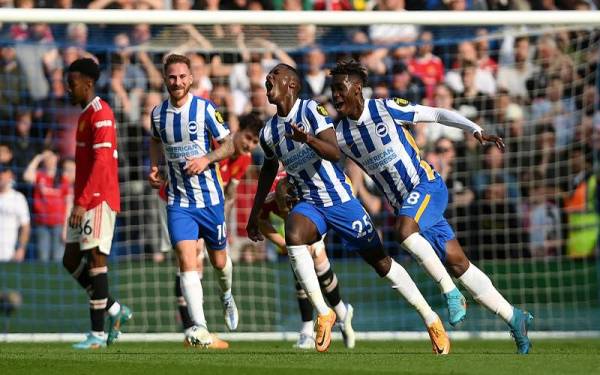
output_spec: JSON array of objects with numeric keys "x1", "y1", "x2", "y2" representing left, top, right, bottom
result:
[
  {"x1": 246, "y1": 157, "x2": 279, "y2": 242},
  {"x1": 413, "y1": 105, "x2": 505, "y2": 151}
]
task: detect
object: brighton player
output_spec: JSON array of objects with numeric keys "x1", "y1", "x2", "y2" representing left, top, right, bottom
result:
[
  {"x1": 330, "y1": 58, "x2": 533, "y2": 354},
  {"x1": 62, "y1": 58, "x2": 132, "y2": 349},
  {"x1": 148, "y1": 54, "x2": 238, "y2": 348},
  {"x1": 163, "y1": 112, "x2": 262, "y2": 348},
  {"x1": 247, "y1": 64, "x2": 451, "y2": 354},
  {"x1": 258, "y1": 173, "x2": 355, "y2": 350}
]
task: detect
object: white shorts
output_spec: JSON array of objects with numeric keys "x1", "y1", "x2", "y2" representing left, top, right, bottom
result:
[
  {"x1": 66, "y1": 201, "x2": 116, "y2": 255},
  {"x1": 157, "y1": 198, "x2": 172, "y2": 252}
]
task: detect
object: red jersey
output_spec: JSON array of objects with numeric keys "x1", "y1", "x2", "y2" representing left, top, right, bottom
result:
[
  {"x1": 32, "y1": 171, "x2": 71, "y2": 226},
  {"x1": 408, "y1": 55, "x2": 445, "y2": 102},
  {"x1": 74, "y1": 96, "x2": 120, "y2": 212},
  {"x1": 219, "y1": 153, "x2": 252, "y2": 185}
]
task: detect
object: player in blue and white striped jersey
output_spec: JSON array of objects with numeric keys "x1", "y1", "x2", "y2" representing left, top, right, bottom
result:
[
  {"x1": 148, "y1": 54, "x2": 238, "y2": 348},
  {"x1": 330, "y1": 58, "x2": 533, "y2": 354},
  {"x1": 247, "y1": 63, "x2": 451, "y2": 354}
]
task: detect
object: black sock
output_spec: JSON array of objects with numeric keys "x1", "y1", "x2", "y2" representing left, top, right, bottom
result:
[
  {"x1": 295, "y1": 281, "x2": 314, "y2": 322},
  {"x1": 73, "y1": 260, "x2": 116, "y2": 312},
  {"x1": 89, "y1": 268, "x2": 109, "y2": 333},
  {"x1": 318, "y1": 268, "x2": 341, "y2": 308},
  {"x1": 175, "y1": 274, "x2": 195, "y2": 330}
]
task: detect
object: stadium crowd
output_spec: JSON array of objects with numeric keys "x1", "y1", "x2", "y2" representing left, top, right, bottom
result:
[{"x1": 0, "y1": 0, "x2": 598, "y2": 263}]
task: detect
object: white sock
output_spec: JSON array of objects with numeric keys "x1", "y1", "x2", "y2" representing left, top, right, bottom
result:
[
  {"x1": 288, "y1": 245, "x2": 330, "y2": 315},
  {"x1": 301, "y1": 320, "x2": 314, "y2": 335},
  {"x1": 458, "y1": 263, "x2": 514, "y2": 323},
  {"x1": 180, "y1": 271, "x2": 207, "y2": 328},
  {"x1": 107, "y1": 301, "x2": 121, "y2": 317},
  {"x1": 401, "y1": 233, "x2": 456, "y2": 294},
  {"x1": 91, "y1": 331, "x2": 105, "y2": 338},
  {"x1": 215, "y1": 254, "x2": 233, "y2": 299},
  {"x1": 386, "y1": 260, "x2": 439, "y2": 326},
  {"x1": 333, "y1": 302, "x2": 347, "y2": 323}
]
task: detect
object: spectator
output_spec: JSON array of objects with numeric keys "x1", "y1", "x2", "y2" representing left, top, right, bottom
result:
[
  {"x1": 369, "y1": 0, "x2": 419, "y2": 45},
  {"x1": 453, "y1": 61, "x2": 494, "y2": 119},
  {"x1": 408, "y1": 30, "x2": 445, "y2": 104},
  {"x1": 187, "y1": 52, "x2": 212, "y2": 100},
  {"x1": 528, "y1": 181, "x2": 562, "y2": 258},
  {"x1": 563, "y1": 146, "x2": 598, "y2": 258},
  {"x1": 388, "y1": 62, "x2": 425, "y2": 104},
  {"x1": 23, "y1": 150, "x2": 71, "y2": 262},
  {"x1": 14, "y1": 23, "x2": 60, "y2": 104},
  {"x1": 97, "y1": 33, "x2": 147, "y2": 121},
  {"x1": 0, "y1": 143, "x2": 13, "y2": 165},
  {"x1": 446, "y1": 41, "x2": 497, "y2": 95},
  {"x1": 0, "y1": 46, "x2": 28, "y2": 127},
  {"x1": 471, "y1": 143, "x2": 520, "y2": 203},
  {"x1": 497, "y1": 36, "x2": 538, "y2": 102},
  {"x1": 300, "y1": 46, "x2": 330, "y2": 104},
  {"x1": 12, "y1": 109, "x2": 43, "y2": 180},
  {"x1": 469, "y1": 173, "x2": 527, "y2": 259},
  {"x1": 423, "y1": 83, "x2": 465, "y2": 143},
  {"x1": 0, "y1": 163, "x2": 30, "y2": 262}
]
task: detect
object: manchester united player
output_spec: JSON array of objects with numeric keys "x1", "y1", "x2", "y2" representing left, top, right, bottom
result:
[{"x1": 61, "y1": 58, "x2": 132, "y2": 349}]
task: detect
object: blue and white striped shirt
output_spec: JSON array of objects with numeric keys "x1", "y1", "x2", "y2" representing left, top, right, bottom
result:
[
  {"x1": 336, "y1": 98, "x2": 439, "y2": 212},
  {"x1": 151, "y1": 93, "x2": 230, "y2": 208},
  {"x1": 260, "y1": 98, "x2": 353, "y2": 207}
]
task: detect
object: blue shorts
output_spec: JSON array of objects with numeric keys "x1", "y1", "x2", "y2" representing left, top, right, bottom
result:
[
  {"x1": 167, "y1": 204, "x2": 227, "y2": 250},
  {"x1": 398, "y1": 177, "x2": 455, "y2": 261},
  {"x1": 290, "y1": 198, "x2": 382, "y2": 252}
]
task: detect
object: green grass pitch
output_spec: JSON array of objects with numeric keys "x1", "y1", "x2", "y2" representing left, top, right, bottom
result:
[{"x1": 2, "y1": 340, "x2": 599, "y2": 375}]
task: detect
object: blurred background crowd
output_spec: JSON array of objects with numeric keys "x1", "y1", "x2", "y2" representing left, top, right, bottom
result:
[{"x1": 0, "y1": 0, "x2": 598, "y2": 265}]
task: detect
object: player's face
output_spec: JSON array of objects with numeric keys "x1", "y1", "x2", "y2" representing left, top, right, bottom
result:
[
  {"x1": 66, "y1": 71, "x2": 88, "y2": 105},
  {"x1": 265, "y1": 66, "x2": 291, "y2": 105},
  {"x1": 331, "y1": 74, "x2": 359, "y2": 117},
  {"x1": 164, "y1": 62, "x2": 193, "y2": 102},
  {"x1": 235, "y1": 129, "x2": 259, "y2": 154}
]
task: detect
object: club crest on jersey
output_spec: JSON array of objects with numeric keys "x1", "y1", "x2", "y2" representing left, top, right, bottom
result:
[
  {"x1": 316, "y1": 105, "x2": 329, "y2": 116},
  {"x1": 376, "y1": 123, "x2": 388, "y2": 138},
  {"x1": 394, "y1": 97, "x2": 409, "y2": 106},
  {"x1": 215, "y1": 111, "x2": 225, "y2": 124},
  {"x1": 188, "y1": 121, "x2": 198, "y2": 134},
  {"x1": 78, "y1": 121, "x2": 85, "y2": 132}
]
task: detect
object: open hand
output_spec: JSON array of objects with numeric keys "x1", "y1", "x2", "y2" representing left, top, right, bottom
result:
[{"x1": 474, "y1": 131, "x2": 505, "y2": 152}]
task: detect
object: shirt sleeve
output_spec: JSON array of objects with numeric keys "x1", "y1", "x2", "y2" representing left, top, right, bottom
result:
[
  {"x1": 150, "y1": 106, "x2": 161, "y2": 140},
  {"x1": 384, "y1": 98, "x2": 418, "y2": 123},
  {"x1": 412, "y1": 105, "x2": 483, "y2": 134},
  {"x1": 259, "y1": 128, "x2": 275, "y2": 160},
  {"x1": 304, "y1": 100, "x2": 333, "y2": 135},
  {"x1": 205, "y1": 101, "x2": 230, "y2": 141}
]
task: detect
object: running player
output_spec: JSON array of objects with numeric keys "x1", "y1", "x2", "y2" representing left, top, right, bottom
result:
[
  {"x1": 246, "y1": 63, "x2": 450, "y2": 354},
  {"x1": 258, "y1": 173, "x2": 355, "y2": 349},
  {"x1": 62, "y1": 58, "x2": 132, "y2": 349},
  {"x1": 148, "y1": 54, "x2": 238, "y2": 348},
  {"x1": 330, "y1": 58, "x2": 533, "y2": 354}
]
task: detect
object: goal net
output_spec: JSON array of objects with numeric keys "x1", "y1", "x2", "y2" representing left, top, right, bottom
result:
[{"x1": 0, "y1": 10, "x2": 598, "y2": 338}]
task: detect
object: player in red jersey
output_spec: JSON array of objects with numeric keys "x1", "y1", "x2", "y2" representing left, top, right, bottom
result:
[
  {"x1": 155, "y1": 112, "x2": 262, "y2": 347},
  {"x1": 61, "y1": 58, "x2": 131, "y2": 350},
  {"x1": 257, "y1": 173, "x2": 356, "y2": 349}
]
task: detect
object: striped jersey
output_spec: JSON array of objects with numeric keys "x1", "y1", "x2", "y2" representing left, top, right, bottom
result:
[
  {"x1": 151, "y1": 93, "x2": 230, "y2": 208},
  {"x1": 259, "y1": 98, "x2": 353, "y2": 207},
  {"x1": 336, "y1": 97, "x2": 439, "y2": 212}
]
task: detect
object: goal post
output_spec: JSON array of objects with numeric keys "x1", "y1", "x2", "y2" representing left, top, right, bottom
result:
[{"x1": 0, "y1": 9, "x2": 598, "y2": 341}]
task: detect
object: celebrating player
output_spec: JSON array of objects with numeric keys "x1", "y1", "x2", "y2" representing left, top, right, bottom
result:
[
  {"x1": 258, "y1": 173, "x2": 355, "y2": 349},
  {"x1": 62, "y1": 58, "x2": 132, "y2": 349},
  {"x1": 330, "y1": 58, "x2": 533, "y2": 354},
  {"x1": 164, "y1": 112, "x2": 262, "y2": 347},
  {"x1": 246, "y1": 63, "x2": 450, "y2": 354},
  {"x1": 148, "y1": 54, "x2": 238, "y2": 348}
]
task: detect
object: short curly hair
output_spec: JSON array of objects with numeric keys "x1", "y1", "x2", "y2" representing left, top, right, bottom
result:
[
  {"x1": 329, "y1": 57, "x2": 368, "y2": 85},
  {"x1": 68, "y1": 58, "x2": 100, "y2": 83}
]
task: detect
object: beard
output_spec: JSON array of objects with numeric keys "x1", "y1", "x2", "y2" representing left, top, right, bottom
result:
[{"x1": 168, "y1": 84, "x2": 191, "y2": 101}]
